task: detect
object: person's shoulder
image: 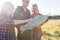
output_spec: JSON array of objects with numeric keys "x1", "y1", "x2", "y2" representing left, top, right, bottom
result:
[
  {"x1": 27, "y1": 8, "x2": 30, "y2": 13},
  {"x1": 38, "y1": 13, "x2": 43, "y2": 15},
  {"x1": 0, "y1": 16, "x2": 5, "y2": 21},
  {"x1": 17, "y1": 6, "x2": 21, "y2": 8},
  {"x1": 15, "y1": 6, "x2": 22, "y2": 10}
]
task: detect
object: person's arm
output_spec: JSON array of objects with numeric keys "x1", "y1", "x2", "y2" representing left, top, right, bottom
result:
[
  {"x1": 0, "y1": 17, "x2": 14, "y2": 27},
  {"x1": 14, "y1": 20, "x2": 28, "y2": 25},
  {"x1": 13, "y1": 7, "x2": 32, "y2": 25},
  {"x1": 14, "y1": 18, "x2": 33, "y2": 25}
]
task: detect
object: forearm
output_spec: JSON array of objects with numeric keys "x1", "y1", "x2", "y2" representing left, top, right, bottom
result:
[
  {"x1": 14, "y1": 18, "x2": 33, "y2": 25},
  {"x1": 14, "y1": 20, "x2": 27, "y2": 25}
]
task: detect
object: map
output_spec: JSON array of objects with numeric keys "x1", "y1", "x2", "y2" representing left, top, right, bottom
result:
[{"x1": 24, "y1": 15, "x2": 48, "y2": 30}]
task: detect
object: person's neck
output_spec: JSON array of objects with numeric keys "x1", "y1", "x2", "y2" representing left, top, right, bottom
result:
[{"x1": 22, "y1": 6, "x2": 27, "y2": 12}]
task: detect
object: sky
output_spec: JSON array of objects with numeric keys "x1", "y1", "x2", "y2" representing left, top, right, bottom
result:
[{"x1": 0, "y1": 0, "x2": 60, "y2": 15}]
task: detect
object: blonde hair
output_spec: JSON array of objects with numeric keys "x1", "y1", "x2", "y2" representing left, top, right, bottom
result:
[{"x1": 1, "y1": 2, "x2": 14, "y2": 16}]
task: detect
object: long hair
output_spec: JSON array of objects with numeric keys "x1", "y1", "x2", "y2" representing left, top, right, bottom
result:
[
  {"x1": 32, "y1": 4, "x2": 39, "y2": 13},
  {"x1": 1, "y1": 2, "x2": 14, "y2": 17}
]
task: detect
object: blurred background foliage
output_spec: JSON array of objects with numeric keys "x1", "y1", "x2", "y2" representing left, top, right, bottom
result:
[{"x1": 41, "y1": 18, "x2": 60, "y2": 40}]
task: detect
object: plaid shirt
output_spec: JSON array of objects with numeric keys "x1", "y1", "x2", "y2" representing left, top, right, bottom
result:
[{"x1": 0, "y1": 16, "x2": 16, "y2": 40}]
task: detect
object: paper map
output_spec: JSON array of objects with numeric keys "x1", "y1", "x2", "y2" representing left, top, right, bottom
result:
[{"x1": 24, "y1": 15, "x2": 48, "y2": 30}]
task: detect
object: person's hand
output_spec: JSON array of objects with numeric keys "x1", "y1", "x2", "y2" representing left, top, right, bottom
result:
[
  {"x1": 19, "y1": 25, "x2": 26, "y2": 33},
  {"x1": 24, "y1": 18, "x2": 32, "y2": 23},
  {"x1": 40, "y1": 19, "x2": 48, "y2": 26},
  {"x1": 27, "y1": 18, "x2": 32, "y2": 22}
]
